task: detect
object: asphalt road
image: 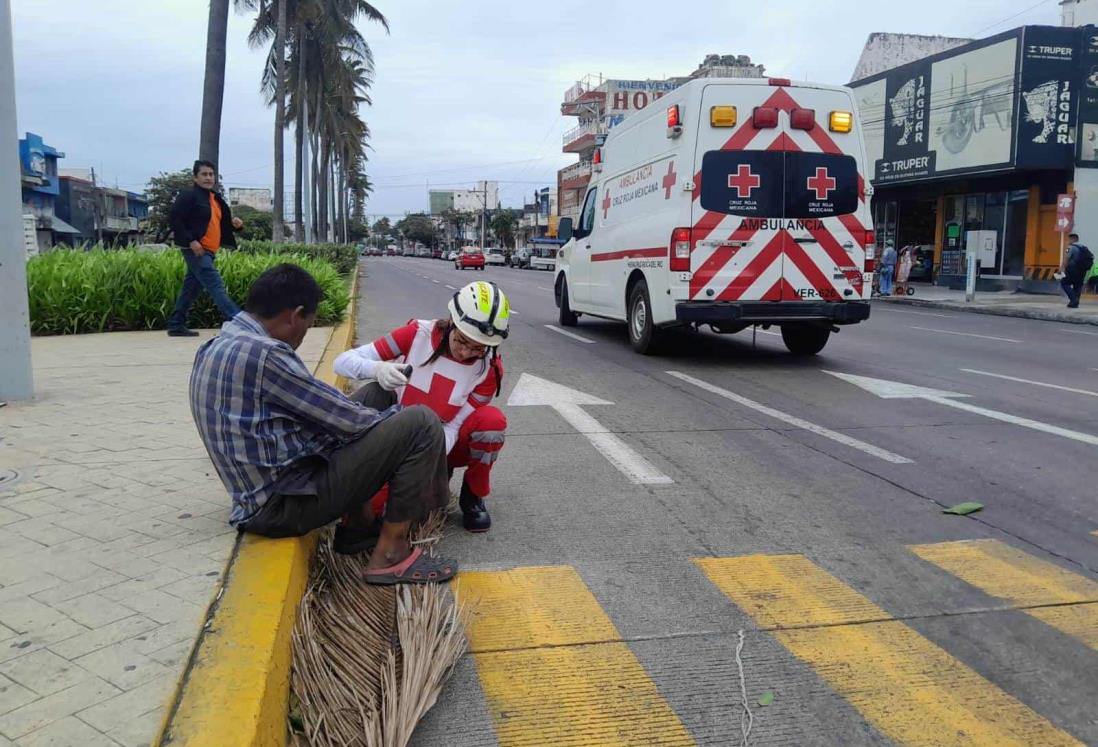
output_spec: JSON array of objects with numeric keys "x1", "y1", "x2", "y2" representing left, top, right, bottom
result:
[{"x1": 354, "y1": 256, "x2": 1098, "y2": 747}]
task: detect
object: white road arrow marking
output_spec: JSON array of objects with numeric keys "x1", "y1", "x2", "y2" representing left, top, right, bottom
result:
[
  {"x1": 507, "y1": 373, "x2": 673, "y2": 484},
  {"x1": 667, "y1": 371, "x2": 913, "y2": 464},
  {"x1": 960, "y1": 369, "x2": 1098, "y2": 398},
  {"x1": 828, "y1": 371, "x2": 1098, "y2": 447}
]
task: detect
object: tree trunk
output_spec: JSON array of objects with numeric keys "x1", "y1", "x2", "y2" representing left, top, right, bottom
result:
[
  {"x1": 199, "y1": 0, "x2": 230, "y2": 166},
  {"x1": 318, "y1": 138, "x2": 330, "y2": 241},
  {"x1": 293, "y1": 28, "x2": 305, "y2": 242},
  {"x1": 272, "y1": 0, "x2": 287, "y2": 242}
]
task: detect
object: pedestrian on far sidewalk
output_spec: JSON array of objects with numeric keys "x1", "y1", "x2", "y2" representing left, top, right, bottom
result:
[
  {"x1": 166, "y1": 160, "x2": 244, "y2": 337},
  {"x1": 1059, "y1": 232, "x2": 1094, "y2": 309},
  {"x1": 189, "y1": 264, "x2": 458, "y2": 585},
  {"x1": 895, "y1": 246, "x2": 913, "y2": 296},
  {"x1": 878, "y1": 241, "x2": 897, "y2": 296}
]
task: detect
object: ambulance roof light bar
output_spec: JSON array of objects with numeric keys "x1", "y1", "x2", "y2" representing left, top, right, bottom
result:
[{"x1": 768, "y1": 77, "x2": 791, "y2": 87}]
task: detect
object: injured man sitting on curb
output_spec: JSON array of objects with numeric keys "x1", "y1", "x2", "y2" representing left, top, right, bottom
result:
[{"x1": 188, "y1": 263, "x2": 457, "y2": 585}]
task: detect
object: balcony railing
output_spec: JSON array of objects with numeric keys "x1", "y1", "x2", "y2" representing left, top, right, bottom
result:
[
  {"x1": 104, "y1": 216, "x2": 139, "y2": 232},
  {"x1": 562, "y1": 121, "x2": 598, "y2": 147}
]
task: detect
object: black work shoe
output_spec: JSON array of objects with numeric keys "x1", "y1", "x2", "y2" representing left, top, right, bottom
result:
[
  {"x1": 333, "y1": 523, "x2": 381, "y2": 555},
  {"x1": 459, "y1": 482, "x2": 491, "y2": 533},
  {"x1": 167, "y1": 328, "x2": 200, "y2": 337}
]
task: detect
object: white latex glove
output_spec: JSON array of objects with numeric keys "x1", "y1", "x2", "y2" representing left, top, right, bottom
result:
[{"x1": 375, "y1": 361, "x2": 409, "y2": 391}]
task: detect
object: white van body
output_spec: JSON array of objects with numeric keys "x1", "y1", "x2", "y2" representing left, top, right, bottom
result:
[{"x1": 555, "y1": 77, "x2": 874, "y2": 355}]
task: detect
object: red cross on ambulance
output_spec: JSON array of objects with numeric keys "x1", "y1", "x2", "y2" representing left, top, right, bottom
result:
[
  {"x1": 727, "y1": 165, "x2": 761, "y2": 198},
  {"x1": 601, "y1": 190, "x2": 612, "y2": 219},
  {"x1": 807, "y1": 167, "x2": 836, "y2": 200}
]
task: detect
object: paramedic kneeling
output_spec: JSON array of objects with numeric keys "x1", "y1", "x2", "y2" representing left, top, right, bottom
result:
[{"x1": 188, "y1": 263, "x2": 457, "y2": 585}]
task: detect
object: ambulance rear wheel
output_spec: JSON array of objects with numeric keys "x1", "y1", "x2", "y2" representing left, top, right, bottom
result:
[
  {"x1": 780, "y1": 324, "x2": 830, "y2": 356},
  {"x1": 558, "y1": 278, "x2": 579, "y2": 327},
  {"x1": 628, "y1": 280, "x2": 664, "y2": 355}
]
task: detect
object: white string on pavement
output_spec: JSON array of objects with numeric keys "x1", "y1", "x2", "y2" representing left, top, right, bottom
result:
[{"x1": 735, "y1": 629, "x2": 754, "y2": 747}]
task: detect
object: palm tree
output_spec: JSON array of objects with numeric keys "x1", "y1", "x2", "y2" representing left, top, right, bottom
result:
[
  {"x1": 199, "y1": 0, "x2": 231, "y2": 165},
  {"x1": 248, "y1": 0, "x2": 387, "y2": 242}
]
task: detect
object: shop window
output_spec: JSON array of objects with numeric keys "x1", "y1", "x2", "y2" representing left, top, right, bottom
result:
[{"x1": 1003, "y1": 190, "x2": 1028, "y2": 276}]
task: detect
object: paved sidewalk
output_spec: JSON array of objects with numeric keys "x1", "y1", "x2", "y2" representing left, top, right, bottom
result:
[
  {"x1": 0, "y1": 327, "x2": 329, "y2": 747},
  {"x1": 878, "y1": 283, "x2": 1098, "y2": 325}
]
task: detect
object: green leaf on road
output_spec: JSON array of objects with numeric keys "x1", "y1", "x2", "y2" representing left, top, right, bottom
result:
[
  {"x1": 943, "y1": 502, "x2": 984, "y2": 516},
  {"x1": 758, "y1": 691, "x2": 774, "y2": 707}
]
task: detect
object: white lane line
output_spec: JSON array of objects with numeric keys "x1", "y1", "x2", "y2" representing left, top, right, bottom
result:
[
  {"x1": 432, "y1": 279, "x2": 440, "y2": 284},
  {"x1": 1060, "y1": 327, "x2": 1098, "y2": 336},
  {"x1": 667, "y1": 371, "x2": 914, "y2": 464},
  {"x1": 909, "y1": 326, "x2": 1020, "y2": 343},
  {"x1": 961, "y1": 368, "x2": 1098, "y2": 397},
  {"x1": 511, "y1": 310, "x2": 520, "y2": 315},
  {"x1": 537, "y1": 286, "x2": 553, "y2": 292},
  {"x1": 544, "y1": 325, "x2": 597, "y2": 344},
  {"x1": 445, "y1": 284, "x2": 456, "y2": 290},
  {"x1": 751, "y1": 328, "x2": 782, "y2": 337},
  {"x1": 874, "y1": 307, "x2": 955, "y2": 318}
]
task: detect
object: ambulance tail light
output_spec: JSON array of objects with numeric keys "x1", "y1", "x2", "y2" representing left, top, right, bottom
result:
[
  {"x1": 669, "y1": 227, "x2": 692, "y2": 271},
  {"x1": 829, "y1": 111, "x2": 854, "y2": 133},
  {"x1": 768, "y1": 78, "x2": 791, "y2": 87},
  {"x1": 753, "y1": 107, "x2": 778, "y2": 129},
  {"x1": 790, "y1": 108, "x2": 816, "y2": 131},
  {"x1": 864, "y1": 231, "x2": 877, "y2": 272},
  {"x1": 592, "y1": 148, "x2": 603, "y2": 173}
]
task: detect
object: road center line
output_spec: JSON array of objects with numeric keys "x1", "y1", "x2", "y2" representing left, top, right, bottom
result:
[
  {"x1": 960, "y1": 368, "x2": 1098, "y2": 397},
  {"x1": 875, "y1": 307, "x2": 955, "y2": 318},
  {"x1": 909, "y1": 326, "x2": 1020, "y2": 343},
  {"x1": 544, "y1": 325, "x2": 597, "y2": 344},
  {"x1": 445, "y1": 284, "x2": 456, "y2": 290},
  {"x1": 1060, "y1": 327, "x2": 1098, "y2": 336},
  {"x1": 537, "y1": 286, "x2": 553, "y2": 292},
  {"x1": 666, "y1": 371, "x2": 913, "y2": 464}
]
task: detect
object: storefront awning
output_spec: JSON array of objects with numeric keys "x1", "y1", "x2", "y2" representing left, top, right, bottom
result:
[{"x1": 48, "y1": 215, "x2": 81, "y2": 234}]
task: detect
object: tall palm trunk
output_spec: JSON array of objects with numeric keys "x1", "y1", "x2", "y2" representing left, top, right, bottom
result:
[
  {"x1": 294, "y1": 27, "x2": 306, "y2": 241},
  {"x1": 271, "y1": 0, "x2": 287, "y2": 241},
  {"x1": 199, "y1": 0, "x2": 230, "y2": 165},
  {"x1": 318, "y1": 137, "x2": 330, "y2": 240}
]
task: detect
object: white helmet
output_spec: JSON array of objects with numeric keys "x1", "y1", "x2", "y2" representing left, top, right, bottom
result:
[{"x1": 448, "y1": 281, "x2": 510, "y2": 346}]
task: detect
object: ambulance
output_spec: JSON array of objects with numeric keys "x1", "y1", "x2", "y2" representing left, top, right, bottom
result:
[{"x1": 555, "y1": 77, "x2": 874, "y2": 355}]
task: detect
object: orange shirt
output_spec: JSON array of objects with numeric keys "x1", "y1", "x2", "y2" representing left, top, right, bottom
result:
[{"x1": 199, "y1": 193, "x2": 222, "y2": 252}]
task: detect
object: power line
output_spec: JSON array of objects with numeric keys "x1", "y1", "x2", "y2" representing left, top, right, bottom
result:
[{"x1": 971, "y1": 0, "x2": 1057, "y2": 37}]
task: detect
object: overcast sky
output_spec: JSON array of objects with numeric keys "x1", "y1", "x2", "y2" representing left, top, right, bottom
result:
[{"x1": 12, "y1": 0, "x2": 1060, "y2": 220}]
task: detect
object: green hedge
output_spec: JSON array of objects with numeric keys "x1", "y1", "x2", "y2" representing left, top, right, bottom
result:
[
  {"x1": 236, "y1": 240, "x2": 359, "y2": 275},
  {"x1": 27, "y1": 249, "x2": 350, "y2": 335}
]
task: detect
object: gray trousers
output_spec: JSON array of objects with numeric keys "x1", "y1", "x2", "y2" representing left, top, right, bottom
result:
[{"x1": 243, "y1": 384, "x2": 449, "y2": 537}]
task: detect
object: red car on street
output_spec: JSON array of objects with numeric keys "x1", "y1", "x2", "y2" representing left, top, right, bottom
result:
[{"x1": 454, "y1": 247, "x2": 485, "y2": 271}]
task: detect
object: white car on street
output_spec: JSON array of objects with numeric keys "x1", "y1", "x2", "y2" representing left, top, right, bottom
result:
[{"x1": 485, "y1": 250, "x2": 506, "y2": 266}]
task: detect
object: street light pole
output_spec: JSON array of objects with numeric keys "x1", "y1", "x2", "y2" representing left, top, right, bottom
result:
[{"x1": 0, "y1": 0, "x2": 33, "y2": 401}]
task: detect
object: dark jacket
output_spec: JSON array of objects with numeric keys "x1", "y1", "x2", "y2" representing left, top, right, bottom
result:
[
  {"x1": 1066, "y1": 242, "x2": 1094, "y2": 277},
  {"x1": 170, "y1": 185, "x2": 237, "y2": 250}
]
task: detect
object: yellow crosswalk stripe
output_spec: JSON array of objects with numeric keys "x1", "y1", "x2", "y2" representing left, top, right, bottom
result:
[
  {"x1": 455, "y1": 566, "x2": 696, "y2": 746},
  {"x1": 911, "y1": 539, "x2": 1098, "y2": 650},
  {"x1": 696, "y1": 554, "x2": 1082, "y2": 747}
]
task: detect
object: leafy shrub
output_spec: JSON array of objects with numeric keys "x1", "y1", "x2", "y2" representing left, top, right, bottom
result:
[
  {"x1": 27, "y1": 248, "x2": 349, "y2": 335},
  {"x1": 236, "y1": 240, "x2": 359, "y2": 274}
]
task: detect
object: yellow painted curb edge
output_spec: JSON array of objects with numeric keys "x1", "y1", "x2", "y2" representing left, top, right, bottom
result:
[{"x1": 155, "y1": 268, "x2": 360, "y2": 747}]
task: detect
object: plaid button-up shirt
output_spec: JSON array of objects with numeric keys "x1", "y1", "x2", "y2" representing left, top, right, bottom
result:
[{"x1": 189, "y1": 313, "x2": 395, "y2": 526}]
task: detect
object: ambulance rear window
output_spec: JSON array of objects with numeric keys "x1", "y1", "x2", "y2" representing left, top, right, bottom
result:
[{"x1": 699, "y1": 151, "x2": 859, "y2": 219}]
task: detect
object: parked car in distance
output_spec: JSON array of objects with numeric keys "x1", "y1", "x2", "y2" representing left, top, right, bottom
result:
[
  {"x1": 455, "y1": 247, "x2": 485, "y2": 271},
  {"x1": 445, "y1": 250, "x2": 459, "y2": 261},
  {"x1": 509, "y1": 247, "x2": 531, "y2": 268},
  {"x1": 485, "y1": 249, "x2": 506, "y2": 266}
]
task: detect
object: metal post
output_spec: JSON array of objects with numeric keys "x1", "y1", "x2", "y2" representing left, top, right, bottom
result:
[
  {"x1": 0, "y1": 0, "x2": 33, "y2": 401},
  {"x1": 965, "y1": 244, "x2": 977, "y2": 303}
]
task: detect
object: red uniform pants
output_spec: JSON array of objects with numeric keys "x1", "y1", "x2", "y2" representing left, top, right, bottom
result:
[{"x1": 368, "y1": 406, "x2": 506, "y2": 518}]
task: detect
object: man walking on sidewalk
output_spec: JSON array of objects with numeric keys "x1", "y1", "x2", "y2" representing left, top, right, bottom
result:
[
  {"x1": 189, "y1": 264, "x2": 458, "y2": 585},
  {"x1": 1060, "y1": 233, "x2": 1094, "y2": 309},
  {"x1": 166, "y1": 160, "x2": 244, "y2": 337},
  {"x1": 878, "y1": 241, "x2": 897, "y2": 296}
]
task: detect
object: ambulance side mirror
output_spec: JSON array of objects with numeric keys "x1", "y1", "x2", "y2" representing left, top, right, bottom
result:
[{"x1": 558, "y1": 217, "x2": 574, "y2": 243}]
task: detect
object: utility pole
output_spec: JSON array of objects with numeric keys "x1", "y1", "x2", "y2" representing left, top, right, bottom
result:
[
  {"x1": 90, "y1": 167, "x2": 103, "y2": 245},
  {"x1": 0, "y1": 0, "x2": 33, "y2": 401},
  {"x1": 481, "y1": 181, "x2": 487, "y2": 250}
]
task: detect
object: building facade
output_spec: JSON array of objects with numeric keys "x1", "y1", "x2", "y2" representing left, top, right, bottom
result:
[
  {"x1": 227, "y1": 187, "x2": 273, "y2": 212},
  {"x1": 19, "y1": 132, "x2": 80, "y2": 252},
  {"x1": 850, "y1": 24, "x2": 1095, "y2": 291},
  {"x1": 557, "y1": 55, "x2": 765, "y2": 221}
]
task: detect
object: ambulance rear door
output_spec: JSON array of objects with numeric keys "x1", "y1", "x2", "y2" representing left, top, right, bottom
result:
[{"x1": 690, "y1": 82, "x2": 789, "y2": 304}]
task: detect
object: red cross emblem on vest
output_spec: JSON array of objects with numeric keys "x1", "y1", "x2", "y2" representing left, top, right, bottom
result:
[
  {"x1": 807, "y1": 167, "x2": 837, "y2": 200},
  {"x1": 601, "y1": 190, "x2": 612, "y2": 219},
  {"x1": 727, "y1": 165, "x2": 761, "y2": 198},
  {"x1": 662, "y1": 161, "x2": 677, "y2": 200}
]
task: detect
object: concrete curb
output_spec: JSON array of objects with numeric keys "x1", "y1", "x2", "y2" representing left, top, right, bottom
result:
[
  {"x1": 155, "y1": 270, "x2": 359, "y2": 747},
  {"x1": 878, "y1": 296, "x2": 1098, "y2": 326}
]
